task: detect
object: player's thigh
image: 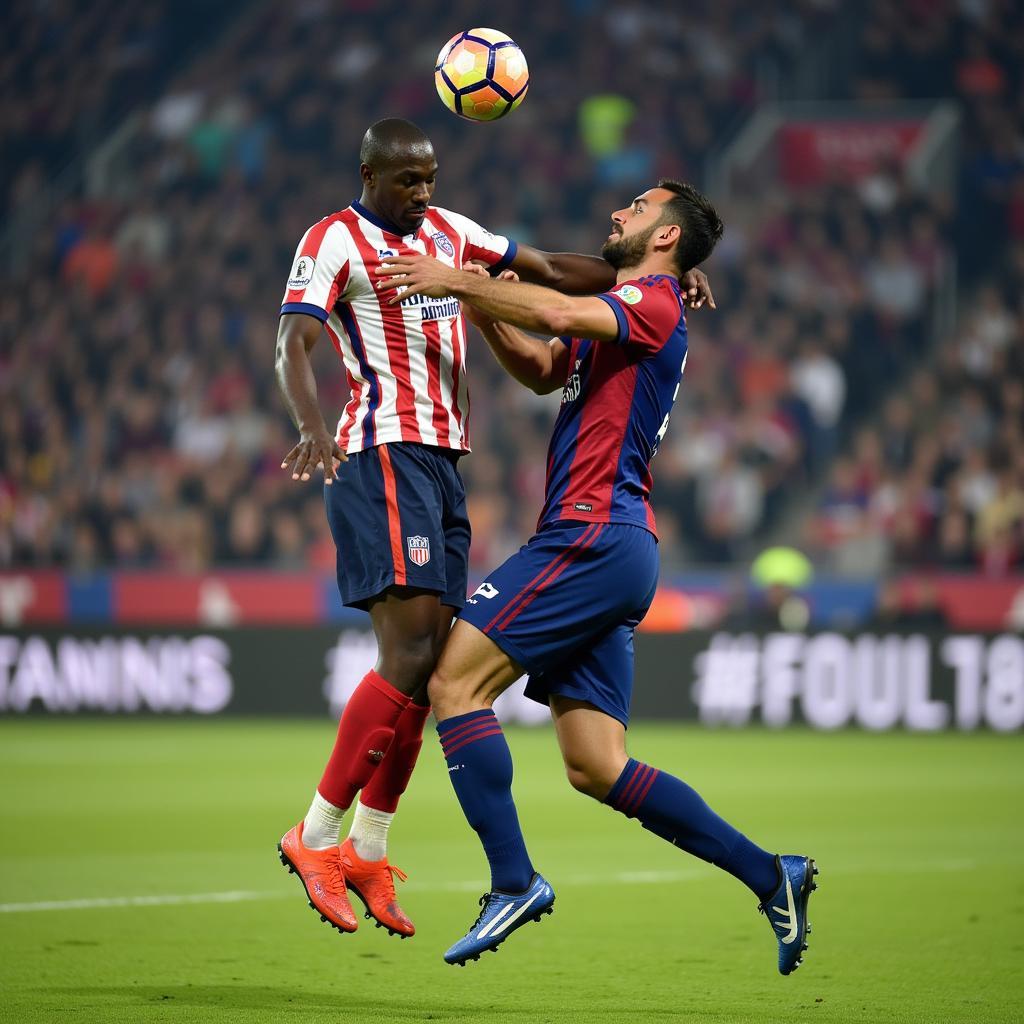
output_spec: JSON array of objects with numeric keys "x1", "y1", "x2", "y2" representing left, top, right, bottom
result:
[
  {"x1": 551, "y1": 696, "x2": 629, "y2": 800},
  {"x1": 428, "y1": 619, "x2": 525, "y2": 719}
]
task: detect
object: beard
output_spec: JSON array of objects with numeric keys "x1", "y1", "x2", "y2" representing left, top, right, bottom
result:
[{"x1": 600, "y1": 223, "x2": 658, "y2": 271}]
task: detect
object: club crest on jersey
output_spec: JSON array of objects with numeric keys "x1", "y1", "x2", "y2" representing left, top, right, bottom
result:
[
  {"x1": 288, "y1": 255, "x2": 315, "y2": 290},
  {"x1": 613, "y1": 284, "x2": 643, "y2": 305},
  {"x1": 432, "y1": 232, "x2": 455, "y2": 258},
  {"x1": 407, "y1": 535, "x2": 430, "y2": 566},
  {"x1": 378, "y1": 249, "x2": 396, "y2": 260}
]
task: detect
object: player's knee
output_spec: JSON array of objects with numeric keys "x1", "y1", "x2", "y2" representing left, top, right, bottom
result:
[
  {"x1": 564, "y1": 760, "x2": 617, "y2": 801},
  {"x1": 378, "y1": 635, "x2": 440, "y2": 694},
  {"x1": 427, "y1": 666, "x2": 472, "y2": 718}
]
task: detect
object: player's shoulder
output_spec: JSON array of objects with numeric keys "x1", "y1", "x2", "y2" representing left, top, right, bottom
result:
[
  {"x1": 609, "y1": 274, "x2": 681, "y2": 302},
  {"x1": 425, "y1": 204, "x2": 476, "y2": 234},
  {"x1": 298, "y1": 207, "x2": 358, "y2": 238}
]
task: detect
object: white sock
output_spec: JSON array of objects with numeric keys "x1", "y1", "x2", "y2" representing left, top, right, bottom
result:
[
  {"x1": 347, "y1": 800, "x2": 394, "y2": 862},
  {"x1": 302, "y1": 790, "x2": 346, "y2": 850}
]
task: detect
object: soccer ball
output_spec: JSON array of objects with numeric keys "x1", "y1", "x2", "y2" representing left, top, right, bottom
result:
[{"x1": 434, "y1": 28, "x2": 529, "y2": 122}]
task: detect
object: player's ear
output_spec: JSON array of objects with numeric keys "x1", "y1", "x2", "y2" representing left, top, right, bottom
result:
[
  {"x1": 360, "y1": 163, "x2": 375, "y2": 187},
  {"x1": 655, "y1": 223, "x2": 681, "y2": 250}
]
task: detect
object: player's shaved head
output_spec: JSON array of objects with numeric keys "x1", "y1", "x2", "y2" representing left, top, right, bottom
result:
[{"x1": 360, "y1": 118, "x2": 434, "y2": 169}]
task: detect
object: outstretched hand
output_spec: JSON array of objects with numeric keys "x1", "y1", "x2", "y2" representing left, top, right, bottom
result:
[
  {"x1": 281, "y1": 429, "x2": 346, "y2": 485},
  {"x1": 376, "y1": 253, "x2": 461, "y2": 304}
]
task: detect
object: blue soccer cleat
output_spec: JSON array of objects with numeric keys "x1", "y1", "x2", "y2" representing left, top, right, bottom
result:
[
  {"x1": 444, "y1": 873, "x2": 555, "y2": 965},
  {"x1": 759, "y1": 854, "x2": 818, "y2": 975}
]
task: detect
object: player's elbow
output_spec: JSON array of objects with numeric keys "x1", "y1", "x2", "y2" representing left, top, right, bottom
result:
[{"x1": 529, "y1": 374, "x2": 563, "y2": 397}]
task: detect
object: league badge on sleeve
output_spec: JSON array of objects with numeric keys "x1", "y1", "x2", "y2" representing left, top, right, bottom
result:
[
  {"x1": 612, "y1": 284, "x2": 643, "y2": 305},
  {"x1": 288, "y1": 255, "x2": 315, "y2": 290},
  {"x1": 407, "y1": 535, "x2": 431, "y2": 566}
]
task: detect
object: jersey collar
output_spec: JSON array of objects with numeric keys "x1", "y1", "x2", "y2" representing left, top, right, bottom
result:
[
  {"x1": 351, "y1": 200, "x2": 420, "y2": 239},
  {"x1": 639, "y1": 273, "x2": 682, "y2": 293}
]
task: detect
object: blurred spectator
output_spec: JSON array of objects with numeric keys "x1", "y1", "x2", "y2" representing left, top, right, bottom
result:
[{"x1": 1, "y1": 0, "x2": 1021, "y2": 579}]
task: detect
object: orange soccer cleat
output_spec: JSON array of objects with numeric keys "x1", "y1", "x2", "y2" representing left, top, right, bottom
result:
[
  {"x1": 278, "y1": 823, "x2": 358, "y2": 934},
  {"x1": 340, "y1": 838, "x2": 415, "y2": 937}
]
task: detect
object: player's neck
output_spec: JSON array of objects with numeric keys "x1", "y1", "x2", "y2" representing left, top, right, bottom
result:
[{"x1": 615, "y1": 257, "x2": 674, "y2": 285}]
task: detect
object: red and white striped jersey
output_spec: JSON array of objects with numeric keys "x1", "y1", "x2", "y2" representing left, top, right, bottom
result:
[{"x1": 280, "y1": 201, "x2": 516, "y2": 454}]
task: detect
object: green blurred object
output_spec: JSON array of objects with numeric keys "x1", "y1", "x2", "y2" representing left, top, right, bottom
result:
[
  {"x1": 750, "y1": 546, "x2": 815, "y2": 589},
  {"x1": 578, "y1": 94, "x2": 635, "y2": 158}
]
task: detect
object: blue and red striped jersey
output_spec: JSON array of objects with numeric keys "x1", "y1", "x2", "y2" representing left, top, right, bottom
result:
[{"x1": 537, "y1": 275, "x2": 688, "y2": 538}]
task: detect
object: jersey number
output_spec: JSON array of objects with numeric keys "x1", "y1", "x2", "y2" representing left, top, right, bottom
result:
[{"x1": 652, "y1": 351, "x2": 688, "y2": 458}]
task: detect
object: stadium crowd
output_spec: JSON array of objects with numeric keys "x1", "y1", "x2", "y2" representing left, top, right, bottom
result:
[{"x1": 0, "y1": 0, "x2": 1021, "y2": 578}]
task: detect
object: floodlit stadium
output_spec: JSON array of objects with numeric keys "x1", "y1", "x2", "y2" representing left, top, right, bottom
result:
[{"x1": 1, "y1": 2, "x2": 1022, "y2": 1022}]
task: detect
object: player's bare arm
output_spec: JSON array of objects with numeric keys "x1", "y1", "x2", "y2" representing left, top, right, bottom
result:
[
  {"x1": 513, "y1": 245, "x2": 714, "y2": 309},
  {"x1": 510, "y1": 244, "x2": 714, "y2": 309},
  {"x1": 460, "y1": 269, "x2": 569, "y2": 395},
  {"x1": 378, "y1": 255, "x2": 621, "y2": 343},
  {"x1": 275, "y1": 312, "x2": 346, "y2": 485}
]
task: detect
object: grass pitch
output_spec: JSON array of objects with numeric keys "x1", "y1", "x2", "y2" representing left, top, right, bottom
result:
[{"x1": 0, "y1": 720, "x2": 1021, "y2": 1024}]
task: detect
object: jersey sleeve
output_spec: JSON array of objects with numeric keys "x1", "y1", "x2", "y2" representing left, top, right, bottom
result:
[
  {"x1": 432, "y1": 206, "x2": 517, "y2": 271},
  {"x1": 280, "y1": 219, "x2": 351, "y2": 322},
  {"x1": 594, "y1": 278, "x2": 684, "y2": 356}
]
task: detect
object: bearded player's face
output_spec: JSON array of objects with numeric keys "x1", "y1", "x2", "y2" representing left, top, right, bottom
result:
[
  {"x1": 601, "y1": 187, "x2": 674, "y2": 270},
  {"x1": 365, "y1": 147, "x2": 438, "y2": 234}
]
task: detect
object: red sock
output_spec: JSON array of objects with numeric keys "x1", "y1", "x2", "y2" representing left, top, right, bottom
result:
[
  {"x1": 317, "y1": 670, "x2": 410, "y2": 810},
  {"x1": 360, "y1": 701, "x2": 432, "y2": 813}
]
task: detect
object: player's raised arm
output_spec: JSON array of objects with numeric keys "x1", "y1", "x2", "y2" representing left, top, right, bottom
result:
[
  {"x1": 510, "y1": 244, "x2": 714, "y2": 309},
  {"x1": 275, "y1": 313, "x2": 346, "y2": 484},
  {"x1": 461, "y1": 268, "x2": 570, "y2": 395},
  {"x1": 378, "y1": 258, "x2": 621, "y2": 342},
  {"x1": 507, "y1": 245, "x2": 616, "y2": 295}
]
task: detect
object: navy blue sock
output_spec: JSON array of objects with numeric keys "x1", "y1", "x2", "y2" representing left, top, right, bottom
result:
[
  {"x1": 605, "y1": 758, "x2": 779, "y2": 898},
  {"x1": 437, "y1": 709, "x2": 534, "y2": 893}
]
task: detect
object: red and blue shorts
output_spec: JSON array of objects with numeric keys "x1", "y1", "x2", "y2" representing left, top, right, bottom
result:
[
  {"x1": 325, "y1": 442, "x2": 470, "y2": 609},
  {"x1": 458, "y1": 520, "x2": 659, "y2": 726}
]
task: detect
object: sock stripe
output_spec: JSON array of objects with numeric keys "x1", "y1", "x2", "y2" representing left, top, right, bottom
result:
[
  {"x1": 613, "y1": 761, "x2": 648, "y2": 815},
  {"x1": 629, "y1": 766, "x2": 660, "y2": 814},
  {"x1": 611, "y1": 762, "x2": 661, "y2": 818},
  {"x1": 438, "y1": 710, "x2": 497, "y2": 746},
  {"x1": 442, "y1": 725, "x2": 506, "y2": 758},
  {"x1": 621, "y1": 765, "x2": 654, "y2": 817}
]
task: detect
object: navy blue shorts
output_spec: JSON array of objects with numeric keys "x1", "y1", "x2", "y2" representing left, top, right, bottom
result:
[
  {"x1": 458, "y1": 521, "x2": 659, "y2": 726},
  {"x1": 324, "y1": 443, "x2": 470, "y2": 609}
]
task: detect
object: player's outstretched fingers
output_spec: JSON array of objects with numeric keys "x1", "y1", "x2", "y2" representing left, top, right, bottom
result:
[{"x1": 280, "y1": 443, "x2": 303, "y2": 475}]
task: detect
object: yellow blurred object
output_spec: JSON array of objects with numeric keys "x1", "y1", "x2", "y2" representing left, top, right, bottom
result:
[{"x1": 750, "y1": 547, "x2": 814, "y2": 589}]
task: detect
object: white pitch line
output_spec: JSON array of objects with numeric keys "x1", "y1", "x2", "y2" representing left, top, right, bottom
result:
[
  {"x1": 0, "y1": 870, "x2": 703, "y2": 915},
  {"x1": 0, "y1": 857, "x2": 996, "y2": 915},
  {"x1": 0, "y1": 889, "x2": 285, "y2": 914}
]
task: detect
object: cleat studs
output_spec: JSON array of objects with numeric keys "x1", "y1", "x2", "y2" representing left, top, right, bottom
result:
[
  {"x1": 320, "y1": 914, "x2": 327, "y2": 922},
  {"x1": 806, "y1": 924, "x2": 812, "y2": 933}
]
